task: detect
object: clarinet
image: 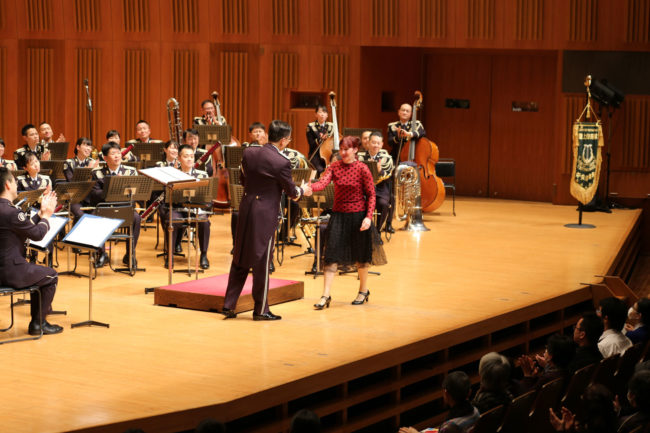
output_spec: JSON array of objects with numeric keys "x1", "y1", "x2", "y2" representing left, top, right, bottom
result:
[{"x1": 121, "y1": 143, "x2": 135, "y2": 157}]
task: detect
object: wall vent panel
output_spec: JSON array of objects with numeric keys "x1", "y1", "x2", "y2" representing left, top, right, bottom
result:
[
  {"x1": 26, "y1": 0, "x2": 53, "y2": 32},
  {"x1": 123, "y1": 0, "x2": 150, "y2": 32},
  {"x1": 271, "y1": 52, "x2": 298, "y2": 126},
  {"x1": 74, "y1": 0, "x2": 101, "y2": 32},
  {"x1": 219, "y1": 51, "x2": 248, "y2": 141},
  {"x1": 321, "y1": 0, "x2": 349, "y2": 37},
  {"x1": 172, "y1": 0, "x2": 198, "y2": 33},
  {"x1": 417, "y1": 0, "x2": 447, "y2": 39},
  {"x1": 622, "y1": 98, "x2": 650, "y2": 169},
  {"x1": 75, "y1": 48, "x2": 101, "y2": 143},
  {"x1": 0, "y1": 48, "x2": 5, "y2": 138},
  {"x1": 123, "y1": 49, "x2": 150, "y2": 132},
  {"x1": 322, "y1": 53, "x2": 348, "y2": 126},
  {"x1": 371, "y1": 0, "x2": 399, "y2": 38},
  {"x1": 515, "y1": 0, "x2": 544, "y2": 40},
  {"x1": 569, "y1": 0, "x2": 598, "y2": 42},
  {"x1": 171, "y1": 49, "x2": 199, "y2": 136},
  {"x1": 222, "y1": 0, "x2": 248, "y2": 34},
  {"x1": 27, "y1": 48, "x2": 55, "y2": 125},
  {"x1": 272, "y1": 0, "x2": 298, "y2": 35},
  {"x1": 467, "y1": 0, "x2": 495, "y2": 40},
  {"x1": 626, "y1": 0, "x2": 650, "y2": 43}
]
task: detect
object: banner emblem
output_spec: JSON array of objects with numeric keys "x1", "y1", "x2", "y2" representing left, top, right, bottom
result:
[{"x1": 570, "y1": 122, "x2": 604, "y2": 205}]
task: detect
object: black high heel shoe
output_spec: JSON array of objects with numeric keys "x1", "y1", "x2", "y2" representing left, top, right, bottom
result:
[
  {"x1": 351, "y1": 290, "x2": 370, "y2": 305},
  {"x1": 314, "y1": 296, "x2": 331, "y2": 310}
]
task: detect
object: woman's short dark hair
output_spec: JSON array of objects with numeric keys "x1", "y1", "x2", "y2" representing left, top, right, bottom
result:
[
  {"x1": 268, "y1": 120, "x2": 291, "y2": 143},
  {"x1": 164, "y1": 140, "x2": 179, "y2": 149},
  {"x1": 106, "y1": 129, "x2": 120, "y2": 140},
  {"x1": 443, "y1": 371, "x2": 471, "y2": 403},
  {"x1": 102, "y1": 141, "x2": 121, "y2": 156},
  {"x1": 74, "y1": 137, "x2": 92, "y2": 155},
  {"x1": 547, "y1": 334, "x2": 575, "y2": 369},
  {"x1": 22, "y1": 151, "x2": 38, "y2": 167},
  {"x1": 339, "y1": 136, "x2": 360, "y2": 150},
  {"x1": 290, "y1": 409, "x2": 321, "y2": 433},
  {"x1": 315, "y1": 105, "x2": 327, "y2": 113}
]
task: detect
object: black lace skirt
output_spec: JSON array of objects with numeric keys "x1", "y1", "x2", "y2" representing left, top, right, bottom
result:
[{"x1": 322, "y1": 211, "x2": 387, "y2": 267}]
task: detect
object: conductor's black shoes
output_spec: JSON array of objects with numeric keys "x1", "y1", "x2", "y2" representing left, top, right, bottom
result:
[
  {"x1": 221, "y1": 308, "x2": 237, "y2": 319},
  {"x1": 28, "y1": 321, "x2": 63, "y2": 336},
  {"x1": 200, "y1": 253, "x2": 209, "y2": 269},
  {"x1": 253, "y1": 311, "x2": 282, "y2": 321}
]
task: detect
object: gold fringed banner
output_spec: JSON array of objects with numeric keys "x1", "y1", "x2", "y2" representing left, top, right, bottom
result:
[{"x1": 570, "y1": 122, "x2": 604, "y2": 205}]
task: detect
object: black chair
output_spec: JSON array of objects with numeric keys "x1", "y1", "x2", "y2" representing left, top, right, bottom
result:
[
  {"x1": 590, "y1": 354, "x2": 621, "y2": 393},
  {"x1": 435, "y1": 158, "x2": 456, "y2": 216},
  {"x1": 615, "y1": 342, "x2": 646, "y2": 397},
  {"x1": 94, "y1": 202, "x2": 136, "y2": 275},
  {"x1": 561, "y1": 363, "x2": 596, "y2": 416},
  {"x1": 527, "y1": 378, "x2": 565, "y2": 433},
  {"x1": 497, "y1": 389, "x2": 537, "y2": 433},
  {"x1": 469, "y1": 404, "x2": 506, "y2": 433},
  {"x1": 0, "y1": 285, "x2": 42, "y2": 344}
]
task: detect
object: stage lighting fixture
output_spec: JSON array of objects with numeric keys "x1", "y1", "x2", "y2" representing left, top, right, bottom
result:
[{"x1": 589, "y1": 79, "x2": 625, "y2": 108}]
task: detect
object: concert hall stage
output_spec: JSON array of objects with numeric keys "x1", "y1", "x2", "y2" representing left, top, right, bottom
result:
[{"x1": 0, "y1": 198, "x2": 642, "y2": 433}]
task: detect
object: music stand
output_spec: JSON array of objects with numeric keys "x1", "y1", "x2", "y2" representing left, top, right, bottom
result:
[
  {"x1": 298, "y1": 183, "x2": 334, "y2": 278},
  {"x1": 53, "y1": 181, "x2": 96, "y2": 278},
  {"x1": 101, "y1": 176, "x2": 153, "y2": 275},
  {"x1": 224, "y1": 146, "x2": 244, "y2": 169},
  {"x1": 71, "y1": 167, "x2": 93, "y2": 182},
  {"x1": 196, "y1": 124, "x2": 230, "y2": 147},
  {"x1": 47, "y1": 142, "x2": 69, "y2": 160},
  {"x1": 40, "y1": 160, "x2": 66, "y2": 181},
  {"x1": 279, "y1": 168, "x2": 312, "y2": 250},
  {"x1": 62, "y1": 214, "x2": 124, "y2": 329},
  {"x1": 14, "y1": 189, "x2": 44, "y2": 211},
  {"x1": 133, "y1": 142, "x2": 164, "y2": 164}
]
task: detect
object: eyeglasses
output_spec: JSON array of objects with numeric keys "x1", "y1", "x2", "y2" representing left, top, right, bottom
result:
[
  {"x1": 573, "y1": 324, "x2": 583, "y2": 332},
  {"x1": 284, "y1": 137, "x2": 293, "y2": 142}
]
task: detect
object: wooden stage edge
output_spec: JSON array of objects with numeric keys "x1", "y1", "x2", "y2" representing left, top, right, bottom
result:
[{"x1": 2, "y1": 198, "x2": 643, "y2": 433}]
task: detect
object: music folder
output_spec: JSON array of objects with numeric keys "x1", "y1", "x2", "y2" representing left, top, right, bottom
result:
[
  {"x1": 139, "y1": 166, "x2": 208, "y2": 190},
  {"x1": 62, "y1": 213, "x2": 124, "y2": 250},
  {"x1": 29, "y1": 214, "x2": 69, "y2": 250}
]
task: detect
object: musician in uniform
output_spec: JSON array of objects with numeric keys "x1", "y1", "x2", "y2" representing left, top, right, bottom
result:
[
  {"x1": 306, "y1": 105, "x2": 334, "y2": 176},
  {"x1": 17, "y1": 151, "x2": 52, "y2": 193},
  {"x1": 63, "y1": 137, "x2": 99, "y2": 220},
  {"x1": 14, "y1": 124, "x2": 50, "y2": 169},
  {"x1": 156, "y1": 141, "x2": 179, "y2": 168},
  {"x1": 360, "y1": 130, "x2": 372, "y2": 152},
  {"x1": 38, "y1": 122, "x2": 66, "y2": 143},
  {"x1": 159, "y1": 144, "x2": 211, "y2": 270},
  {"x1": 0, "y1": 167, "x2": 63, "y2": 335},
  {"x1": 184, "y1": 128, "x2": 213, "y2": 176},
  {"x1": 387, "y1": 103, "x2": 427, "y2": 164},
  {"x1": 242, "y1": 122, "x2": 267, "y2": 148},
  {"x1": 193, "y1": 99, "x2": 227, "y2": 126},
  {"x1": 123, "y1": 120, "x2": 162, "y2": 162},
  {"x1": 0, "y1": 138, "x2": 17, "y2": 171},
  {"x1": 357, "y1": 132, "x2": 394, "y2": 232},
  {"x1": 88, "y1": 142, "x2": 141, "y2": 268},
  {"x1": 222, "y1": 120, "x2": 311, "y2": 321}
]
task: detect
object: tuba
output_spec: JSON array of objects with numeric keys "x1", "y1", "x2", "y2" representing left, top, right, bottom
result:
[
  {"x1": 167, "y1": 97, "x2": 183, "y2": 144},
  {"x1": 394, "y1": 163, "x2": 429, "y2": 232}
]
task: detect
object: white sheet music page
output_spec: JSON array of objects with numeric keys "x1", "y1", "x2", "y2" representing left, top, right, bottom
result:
[
  {"x1": 63, "y1": 214, "x2": 124, "y2": 249},
  {"x1": 29, "y1": 214, "x2": 69, "y2": 249},
  {"x1": 139, "y1": 166, "x2": 195, "y2": 185}
]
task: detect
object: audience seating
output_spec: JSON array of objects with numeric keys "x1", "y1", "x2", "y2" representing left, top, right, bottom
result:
[
  {"x1": 560, "y1": 363, "x2": 596, "y2": 416},
  {"x1": 497, "y1": 390, "x2": 536, "y2": 433},
  {"x1": 527, "y1": 377, "x2": 564, "y2": 433},
  {"x1": 590, "y1": 353, "x2": 621, "y2": 392},
  {"x1": 614, "y1": 342, "x2": 646, "y2": 397},
  {"x1": 469, "y1": 404, "x2": 506, "y2": 433}
]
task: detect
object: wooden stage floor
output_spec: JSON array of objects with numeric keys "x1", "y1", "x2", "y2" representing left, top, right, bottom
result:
[{"x1": 1, "y1": 198, "x2": 641, "y2": 433}]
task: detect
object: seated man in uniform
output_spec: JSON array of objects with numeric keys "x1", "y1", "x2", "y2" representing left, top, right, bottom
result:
[
  {"x1": 159, "y1": 144, "x2": 211, "y2": 269},
  {"x1": 183, "y1": 128, "x2": 213, "y2": 176},
  {"x1": 387, "y1": 103, "x2": 427, "y2": 164},
  {"x1": 0, "y1": 138, "x2": 17, "y2": 170},
  {"x1": 0, "y1": 167, "x2": 62, "y2": 335},
  {"x1": 14, "y1": 124, "x2": 50, "y2": 169},
  {"x1": 242, "y1": 122, "x2": 267, "y2": 148},
  {"x1": 357, "y1": 132, "x2": 394, "y2": 232},
  {"x1": 193, "y1": 99, "x2": 227, "y2": 125},
  {"x1": 88, "y1": 142, "x2": 141, "y2": 268},
  {"x1": 38, "y1": 122, "x2": 66, "y2": 143},
  {"x1": 123, "y1": 120, "x2": 162, "y2": 163}
]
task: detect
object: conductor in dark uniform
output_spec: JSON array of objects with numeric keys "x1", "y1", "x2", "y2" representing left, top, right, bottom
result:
[
  {"x1": 0, "y1": 167, "x2": 62, "y2": 335},
  {"x1": 222, "y1": 120, "x2": 312, "y2": 321}
]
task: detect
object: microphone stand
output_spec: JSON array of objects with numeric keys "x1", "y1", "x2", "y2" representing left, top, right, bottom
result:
[{"x1": 84, "y1": 79, "x2": 93, "y2": 145}]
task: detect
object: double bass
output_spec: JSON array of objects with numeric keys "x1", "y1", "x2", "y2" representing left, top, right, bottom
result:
[
  {"x1": 398, "y1": 91, "x2": 445, "y2": 212},
  {"x1": 318, "y1": 91, "x2": 341, "y2": 165},
  {"x1": 209, "y1": 91, "x2": 240, "y2": 206}
]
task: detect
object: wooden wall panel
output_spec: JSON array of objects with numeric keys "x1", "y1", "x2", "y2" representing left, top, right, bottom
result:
[
  {"x1": 112, "y1": 0, "x2": 161, "y2": 41},
  {"x1": 17, "y1": 0, "x2": 65, "y2": 39},
  {"x1": 406, "y1": 0, "x2": 456, "y2": 46},
  {"x1": 171, "y1": 49, "x2": 199, "y2": 138},
  {"x1": 620, "y1": 97, "x2": 650, "y2": 169},
  {"x1": 0, "y1": 46, "x2": 5, "y2": 142},
  {"x1": 561, "y1": 95, "x2": 585, "y2": 175},
  {"x1": 212, "y1": 0, "x2": 258, "y2": 43},
  {"x1": 488, "y1": 54, "x2": 557, "y2": 201},
  {"x1": 25, "y1": 47, "x2": 56, "y2": 128},
  {"x1": 270, "y1": 51, "x2": 299, "y2": 125},
  {"x1": 454, "y1": 0, "x2": 504, "y2": 47},
  {"x1": 321, "y1": 52, "x2": 349, "y2": 129},
  {"x1": 626, "y1": 0, "x2": 650, "y2": 44},
  {"x1": 502, "y1": 0, "x2": 555, "y2": 49},
  {"x1": 73, "y1": 0, "x2": 101, "y2": 32},
  {"x1": 123, "y1": 48, "x2": 150, "y2": 137},
  {"x1": 218, "y1": 51, "x2": 249, "y2": 142},
  {"x1": 424, "y1": 53, "x2": 492, "y2": 196},
  {"x1": 221, "y1": 0, "x2": 248, "y2": 35}
]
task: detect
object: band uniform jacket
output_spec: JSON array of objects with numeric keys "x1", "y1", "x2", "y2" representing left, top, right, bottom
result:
[
  {"x1": 16, "y1": 173, "x2": 52, "y2": 192},
  {"x1": 0, "y1": 198, "x2": 52, "y2": 288},
  {"x1": 282, "y1": 148, "x2": 309, "y2": 169},
  {"x1": 88, "y1": 165, "x2": 138, "y2": 206},
  {"x1": 14, "y1": 143, "x2": 49, "y2": 169},
  {"x1": 193, "y1": 114, "x2": 227, "y2": 126},
  {"x1": 0, "y1": 158, "x2": 17, "y2": 171},
  {"x1": 233, "y1": 144, "x2": 302, "y2": 268},
  {"x1": 306, "y1": 121, "x2": 334, "y2": 161},
  {"x1": 121, "y1": 138, "x2": 163, "y2": 162},
  {"x1": 63, "y1": 156, "x2": 96, "y2": 182},
  {"x1": 357, "y1": 149, "x2": 394, "y2": 200},
  {"x1": 387, "y1": 120, "x2": 426, "y2": 163}
]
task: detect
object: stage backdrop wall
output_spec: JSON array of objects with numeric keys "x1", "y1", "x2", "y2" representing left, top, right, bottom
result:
[{"x1": 0, "y1": 0, "x2": 648, "y2": 203}]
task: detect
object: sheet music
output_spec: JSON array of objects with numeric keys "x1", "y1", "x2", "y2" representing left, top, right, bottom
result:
[
  {"x1": 62, "y1": 214, "x2": 124, "y2": 249},
  {"x1": 29, "y1": 214, "x2": 69, "y2": 250},
  {"x1": 139, "y1": 166, "x2": 195, "y2": 185}
]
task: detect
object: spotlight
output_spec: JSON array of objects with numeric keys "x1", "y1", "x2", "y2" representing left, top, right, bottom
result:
[{"x1": 589, "y1": 79, "x2": 624, "y2": 108}]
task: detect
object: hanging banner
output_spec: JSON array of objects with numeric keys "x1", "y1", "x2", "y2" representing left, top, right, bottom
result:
[{"x1": 570, "y1": 122, "x2": 604, "y2": 205}]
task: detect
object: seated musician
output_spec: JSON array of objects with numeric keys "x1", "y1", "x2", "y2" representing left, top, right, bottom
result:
[
  {"x1": 156, "y1": 141, "x2": 180, "y2": 168},
  {"x1": 123, "y1": 120, "x2": 162, "y2": 162},
  {"x1": 38, "y1": 122, "x2": 66, "y2": 144},
  {"x1": 0, "y1": 138, "x2": 17, "y2": 171},
  {"x1": 306, "y1": 105, "x2": 333, "y2": 176},
  {"x1": 17, "y1": 151, "x2": 52, "y2": 193},
  {"x1": 88, "y1": 142, "x2": 141, "y2": 268},
  {"x1": 282, "y1": 145, "x2": 309, "y2": 237},
  {"x1": 159, "y1": 144, "x2": 211, "y2": 269},
  {"x1": 387, "y1": 103, "x2": 427, "y2": 164},
  {"x1": 357, "y1": 132, "x2": 394, "y2": 232},
  {"x1": 242, "y1": 122, "x2": 267, "y2": 148},
  {"x1": 63, "y1": 137, "x2": 99, "y2": 220},
  {"x1": 360, "y1": 130, "x2": 372, "y2": 152},
  {"x1": 184, "y1": 128, "x2": 213, "y2": 176},
  {"x1": 14, "y1": 124, "x2": 50, "y2": 169},
  {"x1": 193, "y1": 99, "x2": 226, "y2": 126}
]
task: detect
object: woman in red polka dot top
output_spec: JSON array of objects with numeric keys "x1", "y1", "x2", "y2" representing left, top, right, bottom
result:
[{"x1": 309, "y1": 136, "x2": 386, "y2": 310}]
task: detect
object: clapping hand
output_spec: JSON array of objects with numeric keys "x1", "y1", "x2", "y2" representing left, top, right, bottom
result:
[
  {"x1": 42, "y1": 150, "x2": 51, "y2": 161},
  {"x1": 39, "y1": 191, "x2": 58, "y2": 219}
]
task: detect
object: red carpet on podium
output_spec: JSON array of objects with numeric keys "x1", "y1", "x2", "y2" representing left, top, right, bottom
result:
[{"x1": 154, "y1": 273, "x2": 304, "y2": 313}]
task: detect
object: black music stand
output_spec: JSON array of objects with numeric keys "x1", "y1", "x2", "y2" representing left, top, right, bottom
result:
[
  {"x1": 71, "y1": 167, "x2": 93, "y2": 182},
  {"x1": 171, "y1": 177, "x2": 217, "y2": 277},
  {"x1": 14, "y1": 189, "x2": 44, "y2": 211},
  {"x1": 47, "y1": 142, "x2": 69, "y2": 160},
  {"x1": 224, "y1": 146, "x2": 244, "y2": 169},
  {"x1": 63, "y1": 214, "x2": 124, "y2": 329},
  {"x1": 195, "y1": 124, "x2": 230, "y2": 147},
  {"x1": 133, "y1": 142, "x2": 164, "y2": 164},
  {"x1": 40, "y1": 160, "x2": 66, "y2": 181},
  {"x1": 53, "y1": 181, "x2": 96, "y2": 278},
  {"x1": 139, "y1": 166, "x2": 208, "y2": 291},
  {"x1": 277, "y1": 168, "x2": 312, "y2": 258},
  {"x1": 299, "y1": 184, "x2": 334, "y2": 278},
  {"x1": 101, "y1": 176, "x2": 153, "y2": 275}
]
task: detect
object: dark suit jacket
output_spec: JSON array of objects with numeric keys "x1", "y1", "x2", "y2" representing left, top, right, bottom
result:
[
  {"x1": 0, "y1": 198, "x2": 52, "y2": 288},
  {"x1": 233, "y1": 144, "x2": 301, "y2": 268}
]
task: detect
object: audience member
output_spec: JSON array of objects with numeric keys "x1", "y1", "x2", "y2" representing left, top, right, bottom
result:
[
  {"x1": 569, "y1": 312, "x2": 604, "y2": 373},
  {"x1": 618, "y1": 370, "x2": 650, "y2": 433},
  {"x1": 290, "y1": 409, "x2": 321, "y2": 433},
  {"x1": 517, "y1": 334, "x2": 575, "y2": 393},
  {"x1": 472, "y1": 352, "x2": 512, "y2": 414},
  {"x1": 597, "y1": 297, "x2": 632, "y2": 357},
  {"x1": 549, "y1": 384, "x2": 617, "y2": 433},
  {"x1": 625, "y1": 298, "x2": 650, "y2": 346}
]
